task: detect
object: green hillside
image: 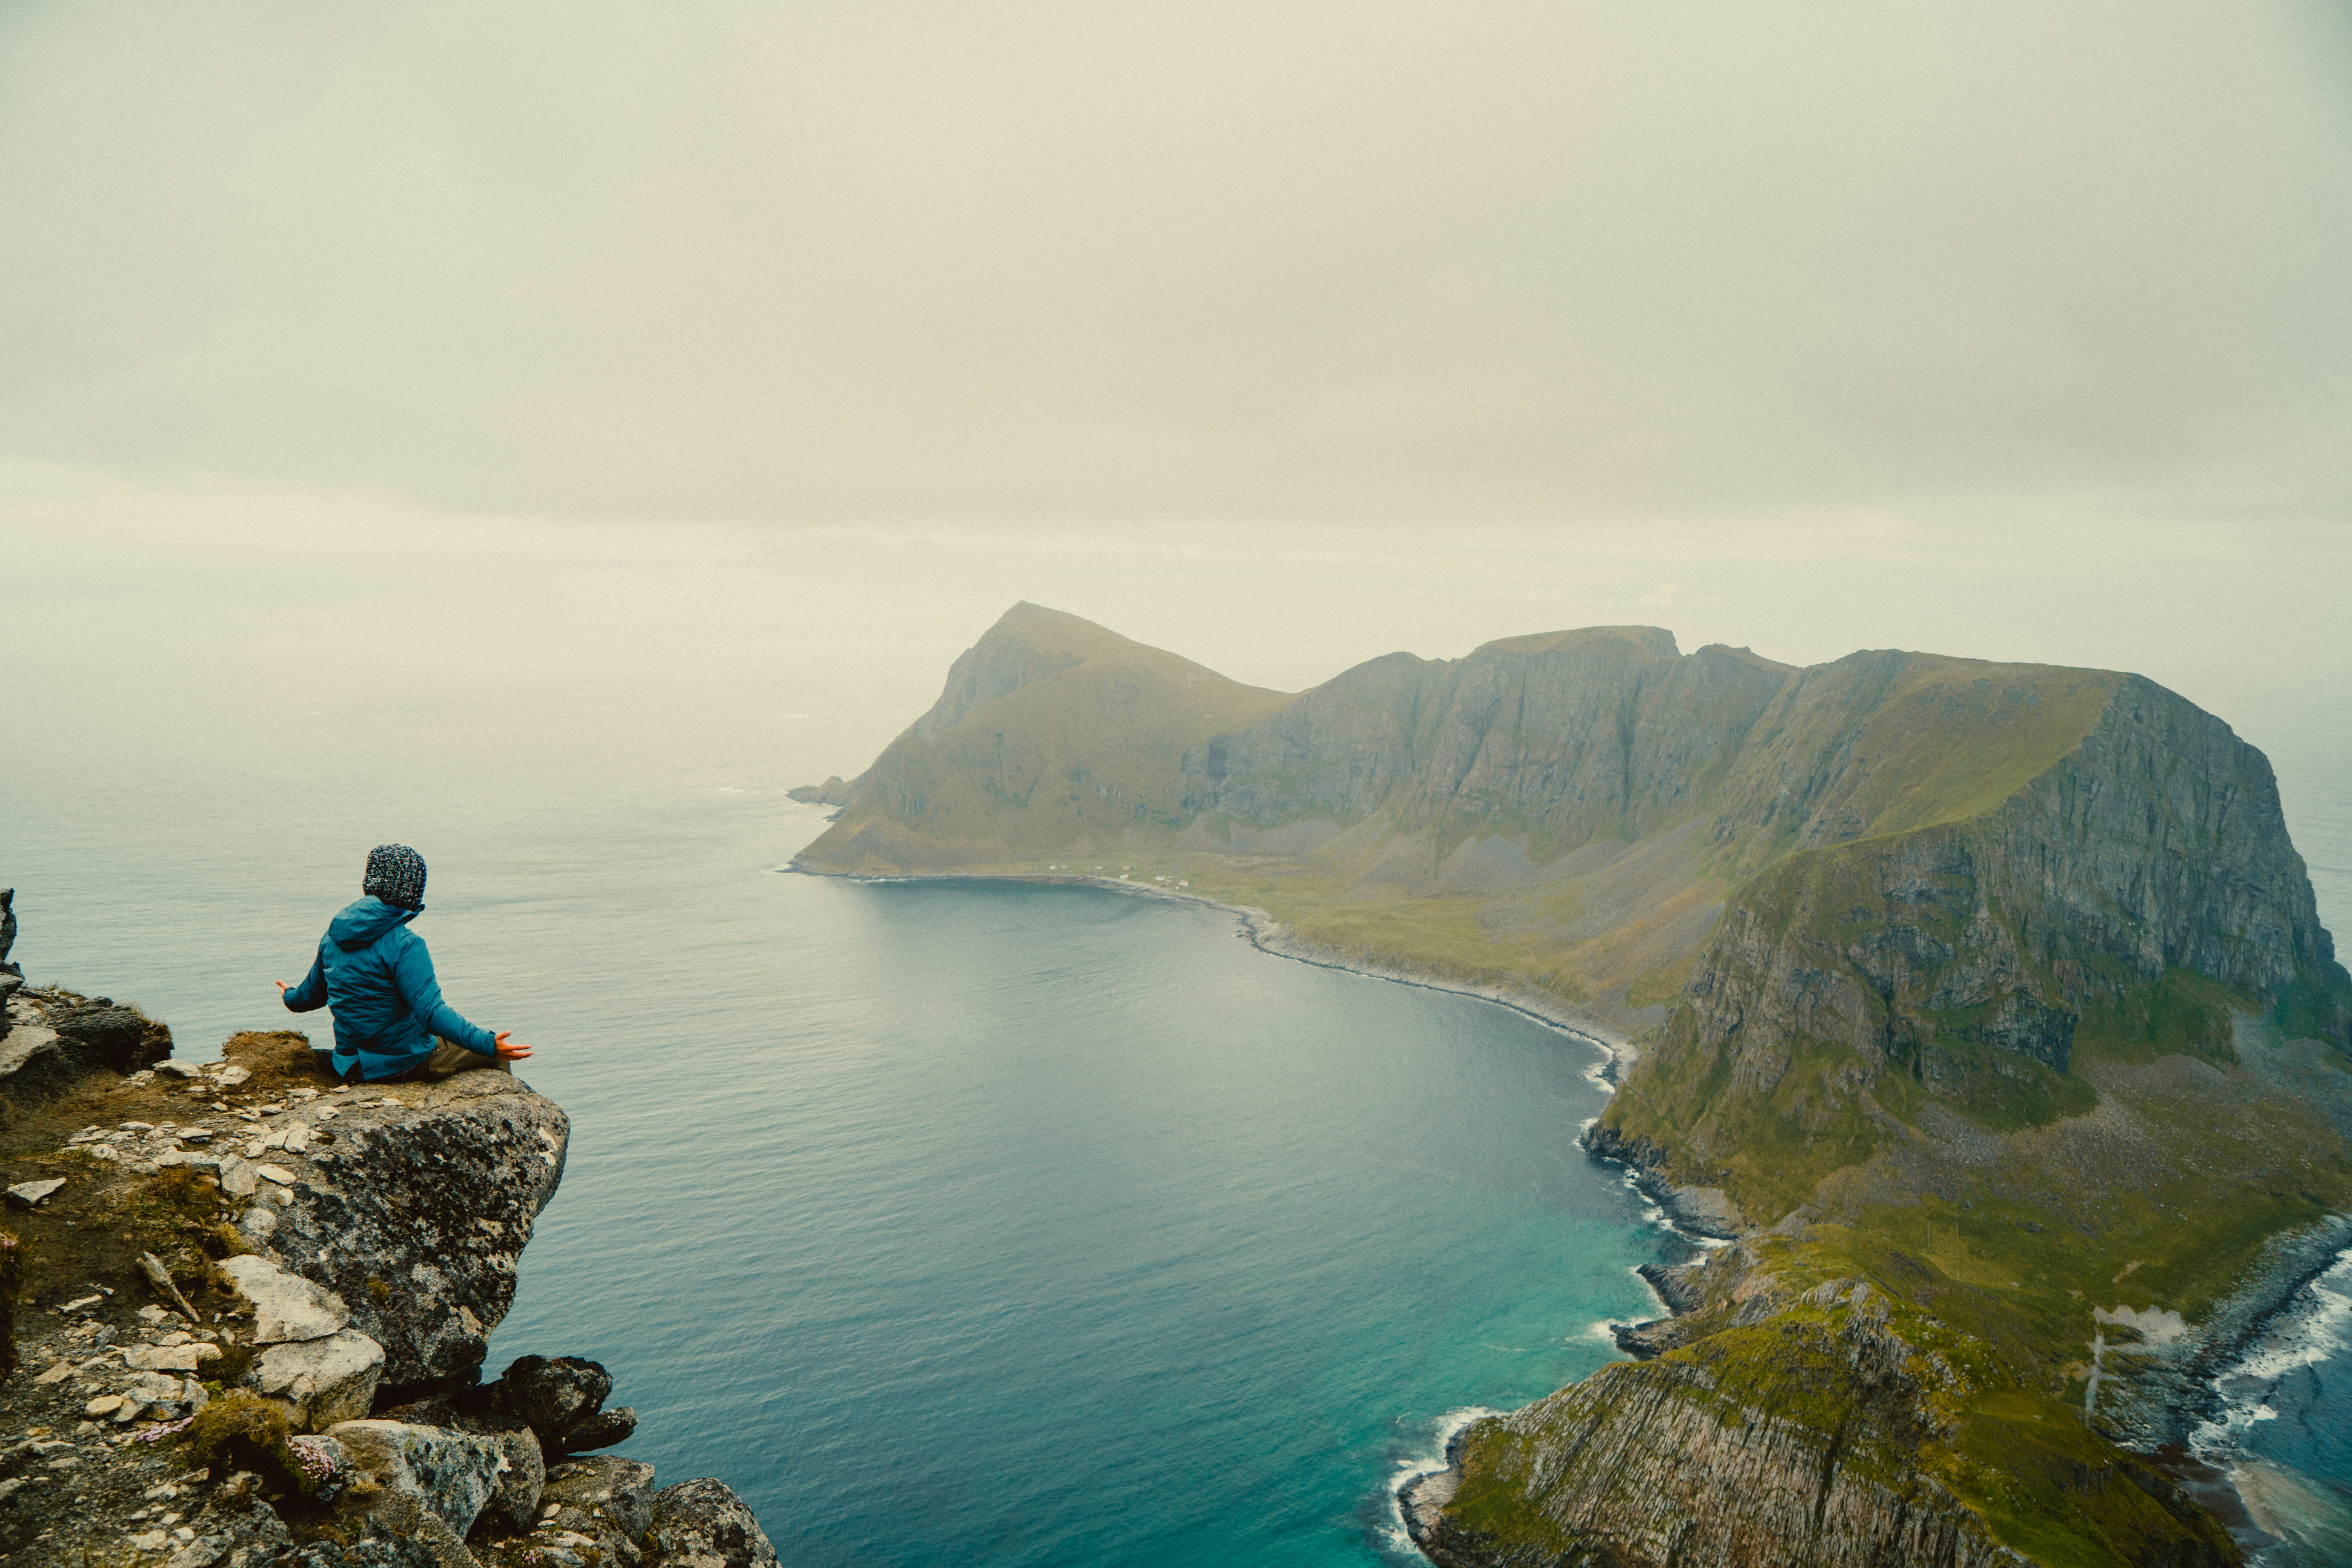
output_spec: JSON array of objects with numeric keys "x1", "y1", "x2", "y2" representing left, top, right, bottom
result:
[{"x1": 806, "y1": 603, "x2": 1295, "y2": 871}]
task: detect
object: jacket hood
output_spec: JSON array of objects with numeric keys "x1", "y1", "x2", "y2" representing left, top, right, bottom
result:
[{"x1": 329, "y1": 895, "x2": 421, "y2": 950}]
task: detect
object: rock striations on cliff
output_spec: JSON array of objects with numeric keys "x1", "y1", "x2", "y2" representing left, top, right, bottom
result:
[
  {"x1": 0, "y1": 927, "x2": 780, "y2": 1568},
  {"x1": 793, "y1": 605, "x2": 2352, "y2": 1567}
]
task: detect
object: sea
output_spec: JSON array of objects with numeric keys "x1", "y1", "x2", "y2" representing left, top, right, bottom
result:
[{"x1": 2, "y1": 694, "x2": 2347, "y2": 1566}]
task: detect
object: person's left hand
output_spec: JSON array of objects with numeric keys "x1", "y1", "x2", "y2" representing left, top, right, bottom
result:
[
  {"x1": 274, "y1": 980, "x2": 290, "y2": 997},
  {"x1": 494, "y1": 1031, "x2": 534, "y2": 1062}
]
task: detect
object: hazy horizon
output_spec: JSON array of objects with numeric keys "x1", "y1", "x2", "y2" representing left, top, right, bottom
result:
[{"x1": 3, "y1": 2, "x2": 2348, "y2": 799}]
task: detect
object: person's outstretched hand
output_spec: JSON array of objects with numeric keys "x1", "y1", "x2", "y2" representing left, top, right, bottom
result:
[
  {"x1": 274, "y1": 980, "x2": 290, "y2": 997},
  {"x1": 494, "y1": 1032, "x2": 534, "y2": 1062}
]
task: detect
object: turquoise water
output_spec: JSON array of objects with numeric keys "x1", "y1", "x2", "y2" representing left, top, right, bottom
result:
[{"x1": 0, "y1": 720, "x2": 1673, "y2": 1566}]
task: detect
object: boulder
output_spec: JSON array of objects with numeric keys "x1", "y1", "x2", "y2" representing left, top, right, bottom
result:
[
  {"x1": 561, "y1": 1404, "x2": 638, "y2": 1454},
  {"x1": 474, "y1": 1421, "x2": 547, "y2": 1535},
  {"x1": 49, "y1": 1002, "x2": 172, "y2": 1074},
  {"x1": 218, "y1": 1253, "x2": 351, "y2": 1344},
  {"x1": 272, "y1": 1071, "x2": 568, "y2": 1385},
  {"x1": 643, "y1": 1479, "x2": 780, "y2": 1568},
  {"x1": 490, "y1": 1354, "x2": 635, "y2": 1456},
  {"x1": 497, "y1": 1354, "x2": 612, "y2": 1431},
  {"x1": 326, "y1": 1419, "x2": 509, "y2": 1539},
  {"x1": 251, "y1": 1328, "x2": 387, "y2": 1430},
  {"x1": 541, "y1": 1455, "x2": 660, "y2": 1551}
]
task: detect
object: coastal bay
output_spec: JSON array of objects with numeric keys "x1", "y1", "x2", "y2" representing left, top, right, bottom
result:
[{"x1": 2, "y1": 724, "x2": 1689, "y2": 1566}]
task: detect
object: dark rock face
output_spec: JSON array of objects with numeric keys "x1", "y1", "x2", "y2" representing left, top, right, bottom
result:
[
  {"x1": 562, "y1": 1405, "x2": 639, "y2": 1455},
  {"x1": 490, "y1": 1354, "x2": 638, "y2": 1457},
  {"x1": 47, "y1": 1002, "x2": 173, "y2": 1074},
  {"x1": 644, "y1": 1478, "x2": 782, "y2": 1568},
  {"x1": 0, "y1": 986, "x2": 175, "y2": 1111},
  {"x1": 273, "y1": 1073, "x2": 568, "y2": 1387},
  {"x1": 496, "y1": 1355, "x2": 612, "y2": 1435}
]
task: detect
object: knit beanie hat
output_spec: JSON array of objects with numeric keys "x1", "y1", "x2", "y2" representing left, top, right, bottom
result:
[{"x1": 363, "y1": 844, "x2": 428, "y2": 911}]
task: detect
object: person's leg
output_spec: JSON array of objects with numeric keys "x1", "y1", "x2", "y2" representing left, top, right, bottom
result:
[{"x1": 421, "y1": 1036, "x2": 508, "y2": 1080}]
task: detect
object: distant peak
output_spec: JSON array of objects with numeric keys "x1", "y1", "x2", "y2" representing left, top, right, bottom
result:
[
  {"x1": 1474, "y1": 625, "x2": 1681, "y2": 661},
  {"x1": 983, "y1": 602, "x2": 1139, "y2": 652}
]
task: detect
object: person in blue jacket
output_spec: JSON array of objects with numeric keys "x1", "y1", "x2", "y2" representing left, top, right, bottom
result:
[{"x1": 277, "y1": 844, "x2": 534, "y2": 1083}]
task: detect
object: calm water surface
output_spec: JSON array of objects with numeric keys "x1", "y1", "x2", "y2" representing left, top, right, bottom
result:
[{"x1": 1, "y1": 718, "x2": 1675, "y2": 1566}]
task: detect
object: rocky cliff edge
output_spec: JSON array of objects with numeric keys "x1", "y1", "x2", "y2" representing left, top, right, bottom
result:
[{"x1": 0, "y1": 929, "x2": 781, "y2": 1568}]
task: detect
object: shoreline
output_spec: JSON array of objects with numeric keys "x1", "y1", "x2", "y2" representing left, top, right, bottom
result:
[{"x1": 786, "y1": 864, "x2": 1641, "y2": 1074}]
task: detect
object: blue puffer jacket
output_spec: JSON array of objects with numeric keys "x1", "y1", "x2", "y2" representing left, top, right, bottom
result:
[{"x1": 283, "y1": 897, "x2": 496, "y2": 1081}]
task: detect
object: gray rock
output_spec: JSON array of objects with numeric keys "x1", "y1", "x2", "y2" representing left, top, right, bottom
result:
[
  {"x1": 240, "y1": 1205, "x2": 280, "y2": 1246},
  {"x1": 561, "y1": 1404, "x2": 638, "y2": 1454},
  {"x1": 542, "y1": 1454, "x2": 659, "y2": 1545},
  {"x1": 643, "y1": 1479, "x2": 779, "y2": 1568},
  {"x1": 475, "y1": 1421, "x2": 546, "y2": 1535},
  {"x1": 218, "y1": 1154, "x2": 262, "y2": 1197},
  {"x1": 292, "y1": 1536, "x2": 445, "y2": 1568},
  {"x1": 271, "y1": 1072, "x2": 568, "y2": 1385},
  {"x1": 251, "y1": 1328, "x2": 386, "y2": 1430},
  {"x1": 218, "y1": 1253, "x2": 351, "y2": 1344},
  {"x1": 49, "y1": 1002, "x2": 171, "y2": 1074},
  {"x1": 5, "y1": 1176, "x2": 65, "y2": 1208},
  {"x1": 165, "y1": 1533, "x2": 233, "y2": 1568},
  {"x1": 327, "y1": 1419, "x2": 508, "y2": 1539},
  {"x1": 185, "y1": 1497, "x2": 296, "y2": 1563},
  {"x1": 492, "y1": 1355, "x2": 615, "y2": 1454}
]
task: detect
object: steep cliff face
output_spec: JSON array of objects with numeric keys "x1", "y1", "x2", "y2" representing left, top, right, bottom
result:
[
  {"x1": 1173, "y1": 629, "x2": 1796, "y2": 853},
  {"x1": 1450, "y1": 677, "x2": 2350, "y2": 1568},
  {"x1": 1606, "y1": 672, "x2": 2349, "y2": 1211}
]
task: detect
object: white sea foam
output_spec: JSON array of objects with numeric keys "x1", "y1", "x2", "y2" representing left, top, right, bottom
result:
[
  {"x1": 2191, "y1": 1248, "x2": 2352, "y2": 1459},
  {"x1": 1381, "y1": 1405, "x2": 1508, "y2": 1561}
]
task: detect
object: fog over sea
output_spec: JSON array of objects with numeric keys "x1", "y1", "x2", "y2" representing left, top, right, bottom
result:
[{"x1": 2, "y1": 686, "x2": 2346, "y2": 1566}]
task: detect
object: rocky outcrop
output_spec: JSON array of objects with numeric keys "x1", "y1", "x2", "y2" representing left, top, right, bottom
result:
[
  {"x1": 264, "y1": 1057, "x2": 569, "y2": 1388},
  {"x1": 642, "y1": 1478, "x2": 781, "y2": 1568},
  {"x1": 786, "y1": 775, "x2": 851, "y2": 806},
  {"x1": 1, "y1": 981, "x2": 174, "y2": 1114},
  {"x1": 0, "y1": 908, "x2": 777, "y2": 1568}
]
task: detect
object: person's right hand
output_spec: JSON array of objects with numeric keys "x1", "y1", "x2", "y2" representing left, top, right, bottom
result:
[{"x1": 494, "y1": 1032, "x2": 534, "y2": 1062}]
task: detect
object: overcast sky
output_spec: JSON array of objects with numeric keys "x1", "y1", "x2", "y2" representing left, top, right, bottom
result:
[{"x1": 3, "y1": 2, "x2": 2349, "y2": 770}]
